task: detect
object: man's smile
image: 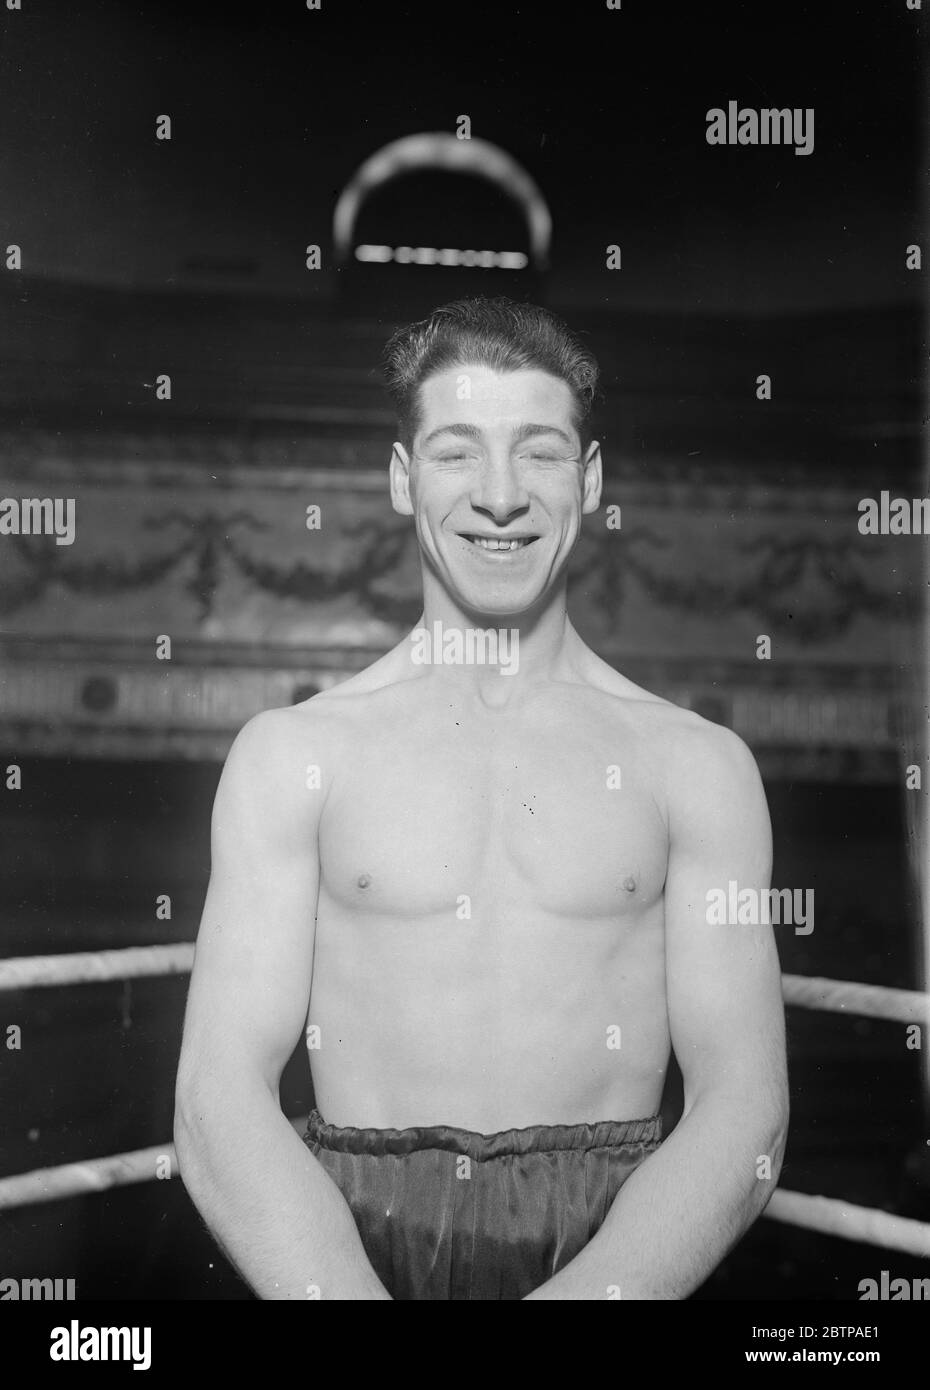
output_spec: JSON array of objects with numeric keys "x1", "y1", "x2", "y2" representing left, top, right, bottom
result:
[{"x1": 457, "y1": 532, "x2": 540, "y2": 554}]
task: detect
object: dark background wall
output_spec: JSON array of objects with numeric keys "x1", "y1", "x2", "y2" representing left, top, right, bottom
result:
[{"x1": 0, "y1": 0, "x2": 922, "y2": 312}]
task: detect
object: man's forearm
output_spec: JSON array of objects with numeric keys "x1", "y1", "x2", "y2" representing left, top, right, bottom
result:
[
  {"x1": 175, "y1": 1078, "x2": 391, "y2": 1300},
  {"x1": 524, "y1": 1084, "x2": 788, "y2": 1300}
]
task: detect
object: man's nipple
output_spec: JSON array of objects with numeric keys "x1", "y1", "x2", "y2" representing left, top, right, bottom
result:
[
  {"x1": 357, "y1": 873, "x2": 372, "y2": 890},
  {"x1": 622, "y1": 875, "x2": 636, "y2": 893}
]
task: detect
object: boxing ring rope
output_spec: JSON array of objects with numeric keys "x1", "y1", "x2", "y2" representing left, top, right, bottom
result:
[
  {"x1": 764, "y1": 1190, "x2": 930, "y2": 1259},
  {"x1": 0, "y1": 1119, "x2": 305, "y2": 1212},
  {"x1": 781, "y1": 974, "x2": 930, "y2": 1026},
  {"x1": 0, "y1": 1144, "x2": 178, "y2": 1210},
  {"x1": 1, "y1": 945, "x2": 928, "y2": 1024},
  {"x1": 0, "y1": 944, "x2": 195, "y2": 991},
  {"x1": 1, "y1": 944, "x2": 928, "y2": 1259}
]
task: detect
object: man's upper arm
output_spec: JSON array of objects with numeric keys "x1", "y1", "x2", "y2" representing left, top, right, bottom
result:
[
  {"x1": 663, "y1": 719, "x2": 787, "y2": 1113},
  {"x1": 178, "y1": 707, "x2": 324, "y2": 1095}
]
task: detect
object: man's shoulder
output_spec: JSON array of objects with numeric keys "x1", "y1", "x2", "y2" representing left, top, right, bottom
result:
[
  {"x1": 229, "y1": 700, "x2": 331, "y2": 755},
  {"x1": 584, "y1": 681, "x2": 769, "y2": 852},
  {"x1": 226, "y1": 665, "x2": 402, "y2": 764},
  {"x1": 213, "y1": 697, "x2": 361, "y2": 833},
  {"x1": 580, "y1": 660, "x2": 762, "y2": 790},
  {"x1": 636, "y1": 702, "x2": 766, "y2": 832},
  {"x1": 221, "y1": 698, "x2": 349, "y2": 796}
]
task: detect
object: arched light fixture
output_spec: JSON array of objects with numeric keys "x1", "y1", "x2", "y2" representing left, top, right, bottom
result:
[{"x1": 333, "y1": 133, "x2": 552, "y2": 271}]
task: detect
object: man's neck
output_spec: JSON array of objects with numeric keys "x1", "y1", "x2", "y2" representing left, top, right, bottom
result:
[{"x1": 410, "y1": 588, "x2": 587, "y2": 702}]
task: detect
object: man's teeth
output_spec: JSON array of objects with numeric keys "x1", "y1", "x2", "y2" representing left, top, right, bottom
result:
[{"x1": 470, "y1": 537, "x2": 531, "y2": 550}]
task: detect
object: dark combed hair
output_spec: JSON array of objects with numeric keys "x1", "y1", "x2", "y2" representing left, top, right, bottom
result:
[{"x1": 381, "y1": 296, "x2": 600, "y2": 450}]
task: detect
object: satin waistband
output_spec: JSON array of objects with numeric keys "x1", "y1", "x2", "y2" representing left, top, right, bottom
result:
[{"x1": 305, "y1": 1107, "x2": 662, "y2": 1161}]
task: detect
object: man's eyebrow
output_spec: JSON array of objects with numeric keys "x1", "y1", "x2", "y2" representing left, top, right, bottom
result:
[
  {"x1": 510, "y1": 423, "x2": 575, "y2": 447},
  {"x1": 419, "y1": 422, "x2": 576, "y2": 449},
  {"x1": 420, "y1": 422, "x2": 484, "y2": 448}
]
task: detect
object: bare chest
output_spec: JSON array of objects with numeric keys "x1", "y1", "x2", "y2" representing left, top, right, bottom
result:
[{"x1": 319, "y1": 718, "x2": 668, "y2": 922}]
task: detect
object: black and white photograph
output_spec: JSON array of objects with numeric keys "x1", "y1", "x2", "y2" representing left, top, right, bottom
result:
[{"x1": 0, "y1": 0, "x2": 927, "y2": 1353}]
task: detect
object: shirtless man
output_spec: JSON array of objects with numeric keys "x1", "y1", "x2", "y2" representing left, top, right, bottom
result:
[{"x1": 174, "y1": 296, "x2": 789, "y2": 1300}]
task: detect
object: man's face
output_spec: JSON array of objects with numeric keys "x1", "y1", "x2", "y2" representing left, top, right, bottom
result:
[{"x1": 390, "y1": 364, "x2": 601, "y2": 618}]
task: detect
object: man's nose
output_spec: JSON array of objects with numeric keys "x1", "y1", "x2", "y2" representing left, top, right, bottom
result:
[{"x1": 470, "y1": 455, "x2": 530, "y2": 522}]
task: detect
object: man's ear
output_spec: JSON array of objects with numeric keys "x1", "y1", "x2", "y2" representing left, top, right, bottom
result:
[
  {"x1": 581, "y1": 441, "x2": 603, "y2": 514},
  {"x1": 389, "y1": 443, "x2": 414, "y2": 516}
]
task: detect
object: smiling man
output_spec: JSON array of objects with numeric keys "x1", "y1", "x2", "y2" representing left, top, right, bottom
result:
[{"x1": 174, "y1": 297, "x2": 789, "y2": 1301}]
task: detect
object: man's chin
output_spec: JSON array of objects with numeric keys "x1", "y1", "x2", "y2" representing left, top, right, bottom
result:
[
  {"x1": 425, "y1": 549, "x2": 562, "y2": 621},
  {"x1": 449, "y1": 582, "x2": 547, "y2": 623}
]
